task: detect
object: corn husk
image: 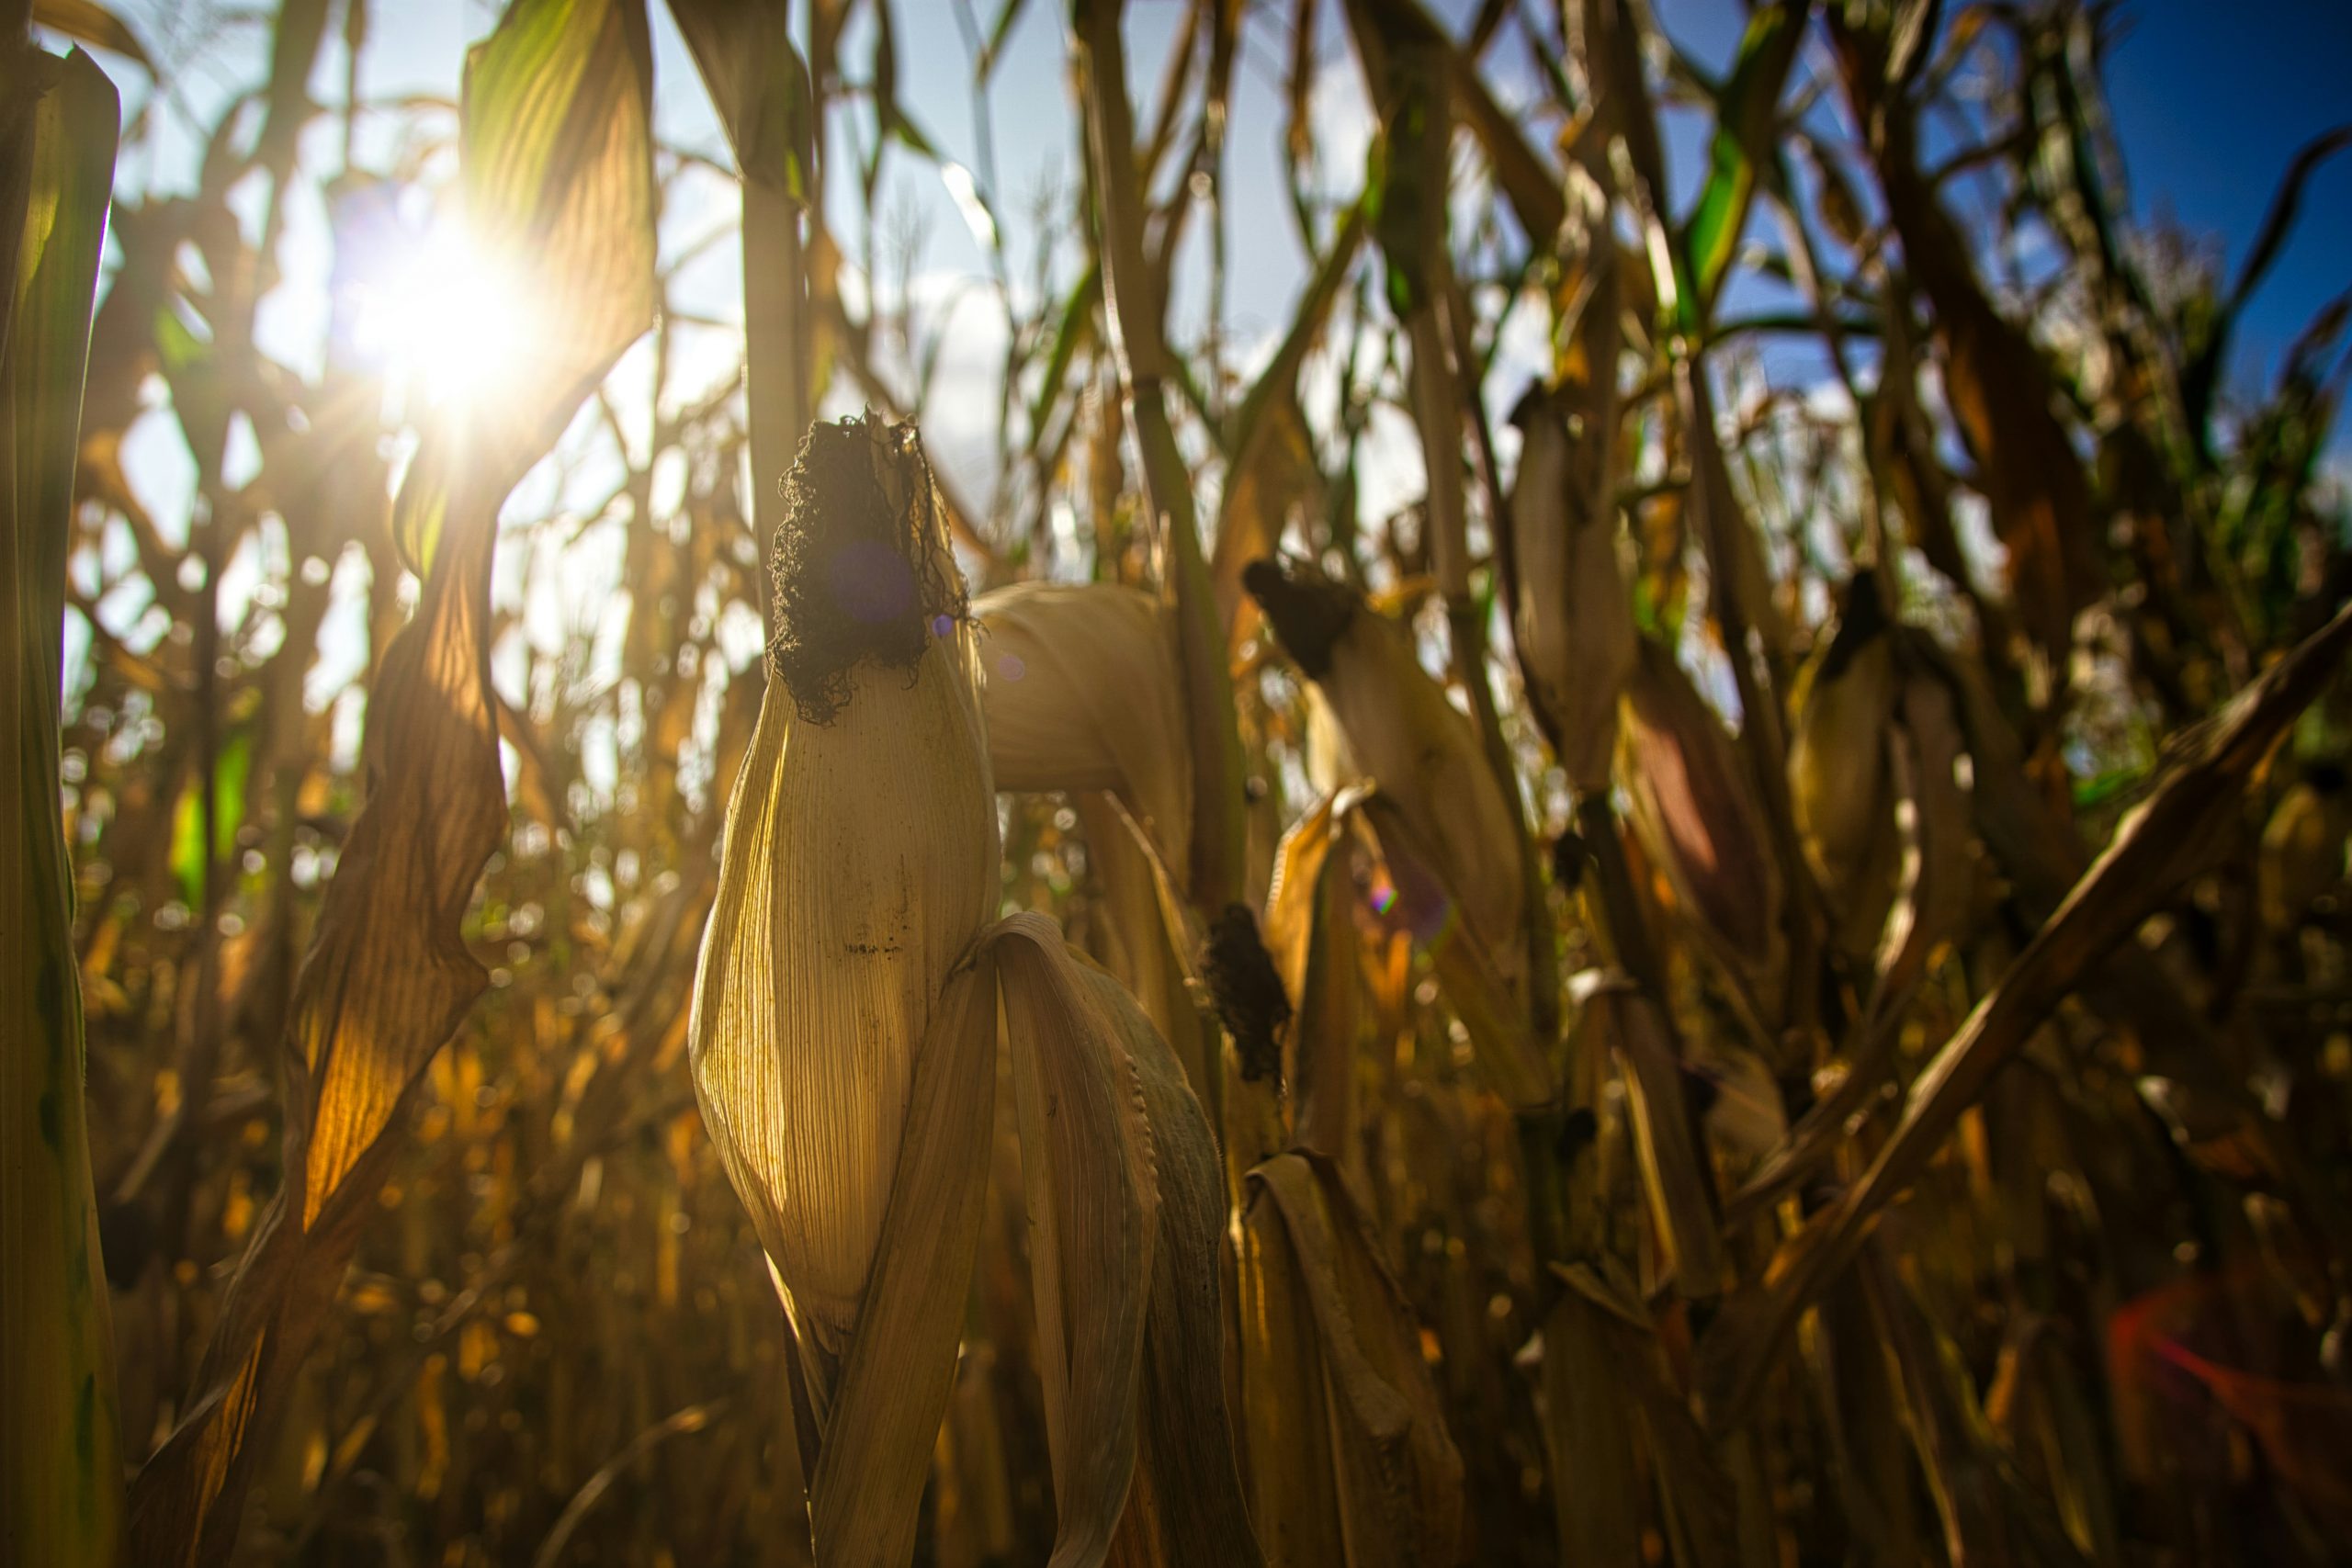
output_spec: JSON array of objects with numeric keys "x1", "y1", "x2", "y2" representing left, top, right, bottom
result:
[
  {"x1": 692, "y1": 419, "x2": 1257, "y2": 1567},
  {"x1": 1789, "y1": 574, "x2": 1901, "y2": 959},
  {"x1": 1570, "y1": 971, "x2": 1727, "y2": 1299},
  {"x1": 1245, "y1": 558, "x2": 1523, "y2": 972},
  {"x1": 1263, "y1": 795, "x2": 1366, "y2": 1164},
  {"x1": 989, "y1": 914, "x2": 1261, "y2": 1568},
  {"x1": 1505, "y1": 168, "x2": 1632, "y2": 791},
  {"x1": 1619, "y1": 638, "x2": 1784, "y2": 987},
  {"x1": 976, "y1": 581, "x2": 1192, "y2": 877},
  {"x1": 1072, "y1": 791, "x2": 1201, "y2": 1088},
  {"x1": 688, "y1": 415, "x2": 999, "y2": 1356},
  {"x1": 1867, "y1": 666, "x2": 1978, "y2": 1009},
  {"x1": 1238, "y1": 1147, "x2": 1465, "y2": 1567}
]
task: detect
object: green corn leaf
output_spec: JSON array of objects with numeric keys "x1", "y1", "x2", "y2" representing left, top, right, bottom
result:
[
  {"x1": 3, "y1": 43, "x2": 129, "y2": 1566},
  {"x1": 1678, "y1": 0, "x2": 1805, "y2": 334},
  {"x1": 166, "y1": 727, "x2": 253, "y2": 909}
]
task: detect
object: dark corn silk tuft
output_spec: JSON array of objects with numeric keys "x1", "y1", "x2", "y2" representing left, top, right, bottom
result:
[
  {"x1": 768, "y1": 412, "x2": 966, "y2": 724},
  {"x1": 1204, "y1": 903, "x2": 1292, "y2": 1085},
  {"x1": 1815, "y1": 568, "x2": 1887, "y2": 684},
  {"x1": 1241, "y1": 558, "x2": 1358, "y2": 681}
]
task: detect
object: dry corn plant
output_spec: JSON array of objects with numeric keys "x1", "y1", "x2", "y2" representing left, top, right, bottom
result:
[{"x1": 10, "y1": 0, "x2": 2352, "y2": 1564}]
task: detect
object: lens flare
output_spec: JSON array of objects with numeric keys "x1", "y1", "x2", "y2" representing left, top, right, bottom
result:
[{"x1": 347, "y1": 224, "x2": 537, "y2": 411}]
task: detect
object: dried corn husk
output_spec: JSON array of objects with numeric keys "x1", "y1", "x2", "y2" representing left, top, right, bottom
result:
[
  {"x1": 692, "y1": 419, "x2": 1257, "y2": 1567},
  {"x1": 1867, "y1": 666, "x2": 1978, "y2": 1009},
  {"x1": 989, "y1": 915, "x2": 1261, "y2": 1568},
  {"x1": 689, "y1": 415, "x2": 999, "y2": 1356},
  {"x1": 1570, "y1": 971, "x2": 1727, "y2": 1298},
  {"x1": 1072, "y1": 791, "x2": 1200, "y2": 1087},
  {"x1": 1238, "y1": 1148, "x2": 1465, "y2": 1567},
  {"x1": 1244, "y1": 558, "x2": 1524, "y2": 972},
  {"x1": 1263, "y1": 795, "x2": 1366, "y2": 1163},
  {"x1": 1789, "y1": 573, "x2": 1901, "y2": 958},
  {"x1": 1619, "y1": 638, "x2": 1784, "y2": 987},
  {"x1": 1505, "y1": 171, "x2": 1632, "y2": 791}
]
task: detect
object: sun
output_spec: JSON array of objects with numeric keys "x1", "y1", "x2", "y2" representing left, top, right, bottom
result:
[{"x1": 346, "y1": 222, "x2": 539, "y2": 412}]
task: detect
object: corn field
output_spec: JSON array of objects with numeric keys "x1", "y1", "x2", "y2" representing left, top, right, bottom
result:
[{"x1": 7, "y1": 0, "x2": 2352, "y2": 1562}]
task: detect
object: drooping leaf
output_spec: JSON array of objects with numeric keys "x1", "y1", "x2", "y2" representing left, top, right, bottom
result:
[
  {"x1": 130, "y1": 5, "x2": 655, "y2": 1558},
  {"x1": 31, "y1": 0, "x2": 153, "y2": 70},
  {"x1": 1240, "y1": 1149, "x2": 1465, "y2": 1567},
  {"x1": 990, "y1": 914, "x2": 1159, "y2": 1568}
]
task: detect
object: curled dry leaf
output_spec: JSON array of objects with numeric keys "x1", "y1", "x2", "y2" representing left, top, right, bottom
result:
[
  {"x1": 130, "y1": 4, "x2": 656, "y2": 1558},
  {"x1": 977, "y1": 581, "x2": 1192, "y2": 878},
  {"x1": 1238, "y1": 1147, "x2": 1465, "y2": 1568}
]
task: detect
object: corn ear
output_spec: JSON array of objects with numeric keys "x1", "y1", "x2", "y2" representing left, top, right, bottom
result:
[
  {"x1": 4, "y1": 43, "x2": 127, "y2": 1565},
  {"x1": 1867, "y1": 666, "x2": 1977, "y2": 1010},
  {"x1": 1264, "y1": 795, "x2": 1365, "y2": 1163},
  {"x1": 1619, "y1": 638, "x2": 1784, "y2": 987},
  {"x1": 806, "y1": 952, "x2": 998, "y2": 1567},
  {"x1": 1505, "y1": 179, "x2": 1631, "y2": 792},
  {"x1": 1245, "y1": 558, "x2": 1524, "y2": 972},
  {"x1": 688, "y1": 414, "x2": 999, "y2": 1357},
  {"x1": 1571, "y1": 972, "x2": 1727, "y2": 1298},
  {"x1": 977, "y1": 581, "x2": 1191, "y2": 877},
  {"x1": 1789, "y1": 574, "x2": 1901, "y2": 958}
]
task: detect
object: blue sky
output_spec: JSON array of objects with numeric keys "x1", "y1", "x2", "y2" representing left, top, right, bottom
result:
[
  {"x1": 58, "y1": 0, "x2": 2352, "y2": 545},
  {"x1": 2102, "y1": 1, "x2": 2352, "y2": 403},
  {"x1": 79, "y1": 1, "x2": 2352, "y2": 433}
]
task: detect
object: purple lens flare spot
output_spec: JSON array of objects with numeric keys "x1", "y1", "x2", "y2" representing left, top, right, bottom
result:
[{"x1": 825, "y1": 538, "x2": 917, "y2": 625}]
